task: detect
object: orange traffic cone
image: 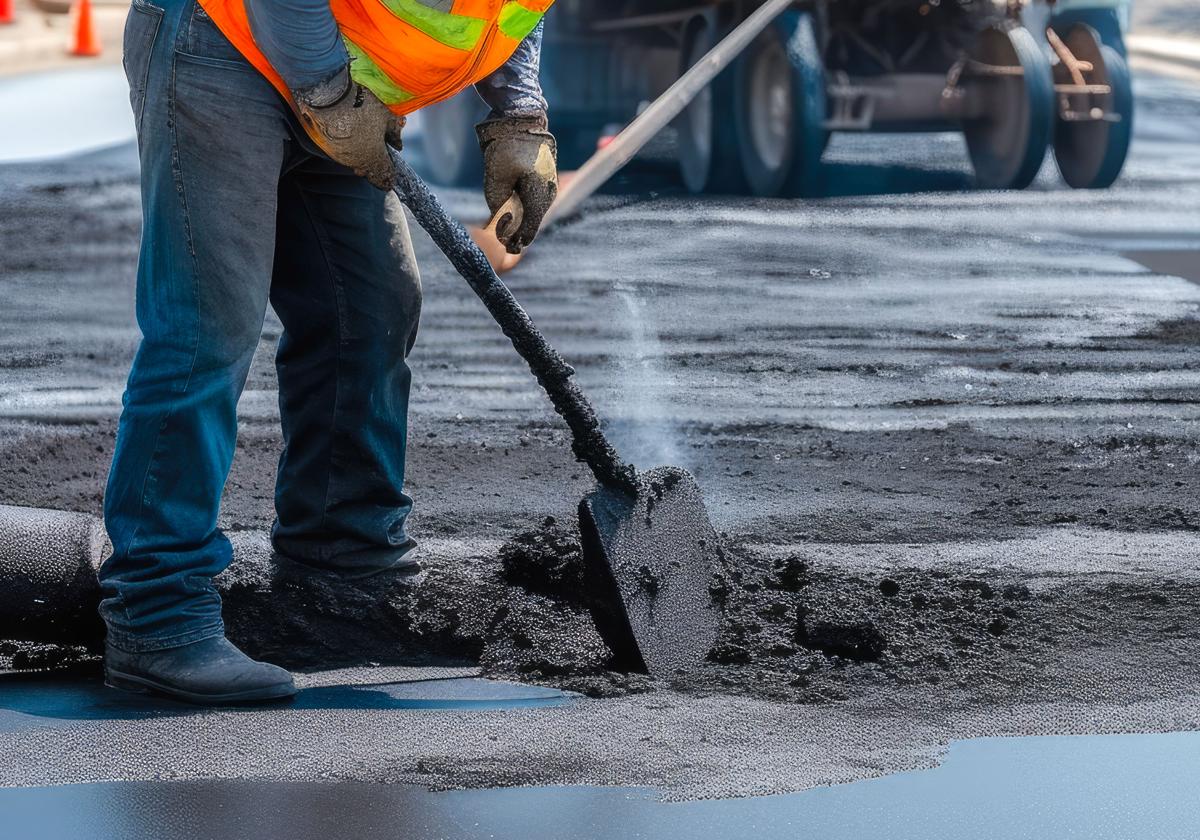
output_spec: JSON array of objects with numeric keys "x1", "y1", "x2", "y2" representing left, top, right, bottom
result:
[
  {"x1": 0, "y1": 0, "x2": 15, "y2": 27},
  {"x1": 68, "y1": 0, "x2": 102, "y2": 57}
]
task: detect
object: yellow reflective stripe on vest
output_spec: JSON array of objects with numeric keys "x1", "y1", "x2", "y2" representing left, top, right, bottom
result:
[
  {"x1": 376, "y1": 0, "x2": 486, "y2": 51},
  {"x1": 349, "y1": 0, "x2": 546, "y2": 109},
  {"x1": 345, "y1": 39, "x2": 415, "y2": 106},
  {"x1": 497, "y1": 1, "x2": 542, "y2": 40}
]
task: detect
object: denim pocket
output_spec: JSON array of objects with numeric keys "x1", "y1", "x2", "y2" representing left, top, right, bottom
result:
[
  {"x1": 182, "y1": 2, "x2": 248, "y2": 68},
  {"x1": 122, "y1": 0, "x2": 163, "y2": 132}
]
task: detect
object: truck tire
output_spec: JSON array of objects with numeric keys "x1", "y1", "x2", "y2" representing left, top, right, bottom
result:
[
  {"x1": 732, "y1": 20, "x2": 794, "y2": 196},
  {"x1": 1052, "y1": 24, "x2": 1133, "y2": 189},
  {"x1": 962, "y1": 24, "x2": 1054, "y2": 190},
  {"x1": 676, "y1": 17, "x2": 747, "y2": 194},
  {"x1": 419, "y1": 91, "x2": 488, "y2": 188},
  {"x1": 731, "y1": 13, "x2": 827, "y2": 198},
  {"x1": 781, "y1": 12, "x2": 828, "y2": 198},
  {"x1": 676, "y1": 19, "x2": 719, "y2": 193}
]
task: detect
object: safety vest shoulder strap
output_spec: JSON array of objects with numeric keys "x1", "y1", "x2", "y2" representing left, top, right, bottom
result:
[{"x1": 199, "y1": 0, "x2": 554, "y2": 117}]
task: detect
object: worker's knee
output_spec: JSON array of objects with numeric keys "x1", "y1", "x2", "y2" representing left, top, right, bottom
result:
[
  {"x1": 132, "y1": 287, "x2": 262, "y2": 377},
  {"x1": 350, "y1": 294, "x2": 419, "y2": 372},
  {"x1": 198, "y1": 318, "x2": 266, "y2": 375},
  {"x1": 351, "y1": 202, "x2": 422, "y2": 357}
]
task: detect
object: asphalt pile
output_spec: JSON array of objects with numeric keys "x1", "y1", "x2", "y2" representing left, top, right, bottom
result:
[
  {"x1": 0, "y1": 514, "x2": 1064, "y2": 705},
  {"x1": 476, "y1": 517, "x2": 1048, "y2": 703}
]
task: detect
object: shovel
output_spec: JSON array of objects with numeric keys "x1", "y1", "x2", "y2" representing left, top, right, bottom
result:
[{"x1": 391, "y1": 152, "x2": 722, "y2": 676}]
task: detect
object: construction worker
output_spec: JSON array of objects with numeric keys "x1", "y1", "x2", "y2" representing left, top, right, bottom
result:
[{"x1": 100, "y1": 0, "x2": 557, "y2": 703}]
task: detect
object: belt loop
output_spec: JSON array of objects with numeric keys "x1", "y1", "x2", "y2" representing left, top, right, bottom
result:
[{"x1": 173, "y1": 0, "x2": 198, "y2": 52}]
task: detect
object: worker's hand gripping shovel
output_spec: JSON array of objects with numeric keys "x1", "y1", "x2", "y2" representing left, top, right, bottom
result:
[
  {"x1": 466, "y1": 0, "x2": 796, "y2": 274},
  {"x1": 390, "y1": 150, "x2": 724, "y2": 677}
]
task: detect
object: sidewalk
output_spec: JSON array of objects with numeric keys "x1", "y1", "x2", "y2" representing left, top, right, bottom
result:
[
  {"x1": 0, "y1": 0, "x2": 127, "y2": 77},
  {"x1": 0, "y1": 65, "x2": 132, "y2": 162}
]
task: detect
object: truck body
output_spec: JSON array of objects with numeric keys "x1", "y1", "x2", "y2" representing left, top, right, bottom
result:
[{"x1": 418, "y1": 0, "x2": 1133, "y2": 194}]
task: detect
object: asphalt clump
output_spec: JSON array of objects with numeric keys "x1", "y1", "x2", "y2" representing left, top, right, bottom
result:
[{"x1": 477, "y1": 518, "x2": 1053, "y2": 704}]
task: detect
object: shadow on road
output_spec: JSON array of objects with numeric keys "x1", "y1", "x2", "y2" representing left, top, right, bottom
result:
[
  {"x1": 598, "y1": 157, "x2": 974, "y2": 202},
  {"x1": 0, "y1": 672, "x2": 569, "y2": 727},
  {"x1": 815, "y1": 161, "x2": 973, "y2": 197},
  {"x1": 1124, "y1": 249, "x2": 1200, "y2": 285}
]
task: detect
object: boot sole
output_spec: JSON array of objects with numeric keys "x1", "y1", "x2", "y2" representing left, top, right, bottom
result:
[{"x1": 105, "y1": 668, "x2": 298, "y2": 706}]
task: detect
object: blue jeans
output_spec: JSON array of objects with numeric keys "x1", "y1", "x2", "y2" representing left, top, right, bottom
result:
[{"x1": 101, "y1": 0, "x2": 421, "y2": 652}]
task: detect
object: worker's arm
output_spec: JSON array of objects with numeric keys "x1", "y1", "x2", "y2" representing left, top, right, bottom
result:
[
  {"x1": 244, "y1": 0, "x2": 403, "y2": 190},
  {"x1": 474, "y1": 20, "x2": 548, "y2": 119},
  {"x1": 474, "y1": 22, "x2": 558, "y2": 254},
  {"x1": 244, "y1": 0, "x2": 346, "y2": 92}
]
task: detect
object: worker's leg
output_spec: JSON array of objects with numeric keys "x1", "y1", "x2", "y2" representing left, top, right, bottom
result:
[
  {"x1": 269, "y1": 154, "x2": 423, "y2": 576},
  {"x1": 100, "y1": 0, "x2": 291, "y2": 653}
]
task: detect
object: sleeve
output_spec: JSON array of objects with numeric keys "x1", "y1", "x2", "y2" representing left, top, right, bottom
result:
[
  {"x1": 474, "y1": 20, "x2": 548, "y2": 120},
  {"x1": 244, "y1": 0, "x2": 349, "y2": 93}
]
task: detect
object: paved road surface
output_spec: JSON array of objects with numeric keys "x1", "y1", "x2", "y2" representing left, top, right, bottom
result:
[{"x1": 0, "y1": 66, "x2": 1198, "y2": 798}]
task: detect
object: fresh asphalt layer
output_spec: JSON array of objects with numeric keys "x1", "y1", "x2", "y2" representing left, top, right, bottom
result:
[{"x1": 1, "y1": 66, "x2": 1200, "y2": 801}]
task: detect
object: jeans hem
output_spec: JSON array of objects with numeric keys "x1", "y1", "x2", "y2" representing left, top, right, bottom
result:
[
  {"x1": 104, "y1": 620, "x2": 225, "y2": 653},
  {"x1": 271, "y1": 536, "x2": 419, "y2": 580}
]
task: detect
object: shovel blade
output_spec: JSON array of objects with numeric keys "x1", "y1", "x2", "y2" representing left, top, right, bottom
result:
[{"x1": 578, "y1": 466, "x2": 722, "y2": 676}]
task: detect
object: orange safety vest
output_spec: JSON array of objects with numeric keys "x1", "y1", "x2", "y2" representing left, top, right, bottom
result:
[{"x1": 198, "y1": 0, "x2": 554, "y2": 116}]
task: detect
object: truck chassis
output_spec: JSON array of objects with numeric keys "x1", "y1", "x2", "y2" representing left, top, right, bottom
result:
[{"x1": 419, "y1": 0, "x2": 1133, "y2": 195}]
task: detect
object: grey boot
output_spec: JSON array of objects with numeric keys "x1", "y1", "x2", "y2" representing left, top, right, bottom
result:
[{"x1": 105, "y1": 636, "x2": 297, "y2": 705}]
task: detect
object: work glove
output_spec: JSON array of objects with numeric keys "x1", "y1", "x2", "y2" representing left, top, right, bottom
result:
[
  {"x1": 293, "y1": 65, "x2": 406, "y2": 191},
  {"x1": 477, "y1": 114, "x2": 558, "y2": 254}
]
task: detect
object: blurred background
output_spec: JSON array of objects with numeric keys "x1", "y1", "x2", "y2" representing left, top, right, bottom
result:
[{"x1": 2, "y1": 0, "x2": 1198, "y2": 183}]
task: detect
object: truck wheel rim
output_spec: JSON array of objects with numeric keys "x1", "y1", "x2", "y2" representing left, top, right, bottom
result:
[{"x1": 748, "y1": 38, "x2": 792, "y2": 173}]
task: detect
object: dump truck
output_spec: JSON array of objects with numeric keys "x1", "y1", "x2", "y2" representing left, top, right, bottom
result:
[{"x1": 418, "y1": 0, "x2": 1133, "y2": 196}]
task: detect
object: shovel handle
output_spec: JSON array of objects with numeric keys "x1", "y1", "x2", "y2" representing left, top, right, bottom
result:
[
  {"x1": 390, "y1": 151, "x2": 637, "y2": 494},
  {"x1": 485, "y1": 194, "x2": 525, "y2": 243}
]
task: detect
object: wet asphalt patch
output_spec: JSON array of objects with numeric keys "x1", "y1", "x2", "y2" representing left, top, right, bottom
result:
[{"x1": 2, "y1": 731, "x2": 1198, "y2": 840}]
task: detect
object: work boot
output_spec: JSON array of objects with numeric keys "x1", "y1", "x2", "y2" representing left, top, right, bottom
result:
[{"x1": 104, "y1": 636, "x2": 297, "y2": 705}]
